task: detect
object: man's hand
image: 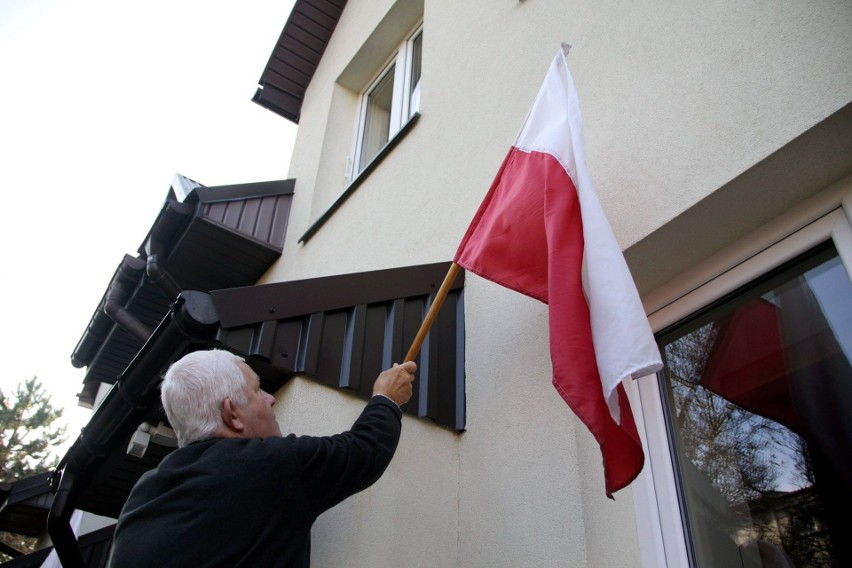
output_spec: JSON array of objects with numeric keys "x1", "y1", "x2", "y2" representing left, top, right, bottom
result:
[{"x1": 372, "y1": 361, "x2": 417, "y2": 406}]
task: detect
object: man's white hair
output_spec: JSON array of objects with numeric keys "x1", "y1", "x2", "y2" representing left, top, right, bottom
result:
[{"x1": 161, "y1": 349, "x2": 248, "y2": 447}]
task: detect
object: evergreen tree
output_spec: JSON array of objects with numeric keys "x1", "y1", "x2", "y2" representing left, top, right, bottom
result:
[{"x1": 1, "y1": 377, "x2": 67, "y2": 559}]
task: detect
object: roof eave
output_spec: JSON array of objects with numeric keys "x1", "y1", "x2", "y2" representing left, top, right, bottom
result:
[{"x1": 252, "y1": 0, "x2": 348, "y2": 124}]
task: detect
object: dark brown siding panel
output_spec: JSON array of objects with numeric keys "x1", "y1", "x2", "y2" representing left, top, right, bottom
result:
[
  {"x1": 204, "y1": 201, "x2": 227, "y2": 224},
  {"x1": 253, "y1": 320, "x2": 278, "y2": 362},
  {"x1": 340, "y1": 304, "x2": 367, "y2": 391},
  {"x1": 218, "y1": 326, "x2": 256, "y2": 357},
  {"x1": 238, "y1": 198, "x2": 261, "y2": 236},
  {"x1": 252, "y1": 196, "x2": 275, "y2": 243},
  {"x1": 360, "y1": 303, "x2": 390, "y2": 398},
  {"x1": 421, "y1": 298, "x2": 442, "y2": 420},
  {"x1": 316, "y1": 309, "x2": 347, "y2": 387},
  {"x1": 213, "y1": 263, "x2": 466, "y2": 430},
  {"x1": 435, "y1": 292, "x2": 464, "y2": 429},
  {"x1": 275, "y1": 319, "x2": 304, "y2": 369},
  {"x1": 201, "y1": 193, "x2": 292, "y2": 250},
  {"x1": 269, "y1": 195, "x2": 291, "y2": 248},
  {"x1": 399, "y1": 297, "x2": 425, "y2": 415},
  {"x1": 359, "y1": 305, "x2": 382, "y2": 397},
  {"x1": 222, "y1": 199, "x2": 246, "y2": 228},
  {"x1": 385, "y1": 299, "x2": 406, "y2": 367},
  {"x1": 300, "y1": 312, "x2": 324, "y2": 376}
]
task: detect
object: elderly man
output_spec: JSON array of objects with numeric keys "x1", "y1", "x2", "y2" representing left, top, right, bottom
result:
[{"x1": 109, "y1": 349, "x2": 416, "y2": 568}]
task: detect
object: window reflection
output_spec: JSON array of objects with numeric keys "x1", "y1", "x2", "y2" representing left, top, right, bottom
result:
[{"x1": 659, "y1": 244, "x2": 852, "y2": 567}]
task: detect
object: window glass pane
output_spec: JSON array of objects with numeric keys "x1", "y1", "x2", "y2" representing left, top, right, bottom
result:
[
  {"x1": 359, "y1": 64, "x2": 395, "y2": 171},
  {"x1": 658, "y1": 244, "x2": 852, "y2": 568},
  {"x1": 409, "y1": 31, "x2": 422, "y2": 116}
]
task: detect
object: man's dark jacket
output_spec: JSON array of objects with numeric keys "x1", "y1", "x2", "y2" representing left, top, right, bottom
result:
[{"x1": 109, "y1": 396, "x2": 402, "y2": 567}]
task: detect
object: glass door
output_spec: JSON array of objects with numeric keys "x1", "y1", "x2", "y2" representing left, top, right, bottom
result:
[{"x1": 656, "y1": 243, "x2": 852, "y2": 567}]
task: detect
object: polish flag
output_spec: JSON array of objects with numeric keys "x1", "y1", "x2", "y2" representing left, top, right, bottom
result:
[{"x1": 454, "y1": 45, "x2": 662, "y2": 497}]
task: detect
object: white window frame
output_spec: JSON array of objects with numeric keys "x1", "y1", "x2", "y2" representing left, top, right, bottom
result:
[
  {"x1": 349, "y1": 23, "x2": 423, "y2": 181},
  {"x1": 627, "y1": 174, "x2": 852, "y2": 567}
]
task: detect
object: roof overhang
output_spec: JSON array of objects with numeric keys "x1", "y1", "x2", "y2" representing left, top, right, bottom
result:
[
  {"x1": 0, "y1": 472, "x2": 53, "y2": 538},
  {"x1": 60, "y1": 262, "x2": 464, "y2": 520},
  {"x1": 70, "y1": 176, "x2": 295, "y2": 407},
  {"x1": 252, "y1": 0, "x2": 347, "y2": 123}
]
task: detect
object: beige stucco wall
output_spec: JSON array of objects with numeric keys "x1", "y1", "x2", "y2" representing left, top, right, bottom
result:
[{"x1": 261, "y1": 0, "x2": 852, "y2": 566}]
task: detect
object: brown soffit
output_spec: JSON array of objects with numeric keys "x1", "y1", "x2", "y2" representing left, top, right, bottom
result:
[
  {"x1": 0, "y1": 472, "x2": 53, "y2": 538},
  {"x1": 252, "y1": 0, "x2": 347, "y2": 123}
]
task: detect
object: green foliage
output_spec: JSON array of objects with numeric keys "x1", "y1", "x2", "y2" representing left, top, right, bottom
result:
[
  {"x1": 1, "y1": 377, "x2": 67, "y2": 482},
  {"x1": 1, "y1": 377, "x2": 67, "y2": 560}
]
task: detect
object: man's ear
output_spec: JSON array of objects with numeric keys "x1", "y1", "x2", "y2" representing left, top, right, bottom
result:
[{"x1": 221, "y1": 398, "x2": 246, "y2": 434}]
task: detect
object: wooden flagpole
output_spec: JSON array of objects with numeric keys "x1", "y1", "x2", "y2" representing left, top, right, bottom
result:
[{"x1": 404, "y1": 262, "x2": 462, "y2": 362}]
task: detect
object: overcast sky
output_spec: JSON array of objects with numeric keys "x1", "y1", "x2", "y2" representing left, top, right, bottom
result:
[{"x1": 0, "y1": 0, "x2": 298, "y2": 456}]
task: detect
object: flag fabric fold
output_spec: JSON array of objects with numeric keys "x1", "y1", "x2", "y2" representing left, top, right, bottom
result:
[{"x1": 454, "y1": 45, "x2": 663, "y2": 497}]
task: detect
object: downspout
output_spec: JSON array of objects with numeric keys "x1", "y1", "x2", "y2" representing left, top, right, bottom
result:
[
  {"x1": 103, "y1": 256, "x2": 152, "y2": 343},
  {"x1": 47, "y1": 468, "x2": 84, "y2": 568},
  {"x1": 47, "y1": 291, "x2": 220, "y2": 567},
  {"x1": 146, "y1": 253, "x2": 181, "y2": 301},
  {"x1": 143, "y1": 198, "x2": 194, "y2": 302}
]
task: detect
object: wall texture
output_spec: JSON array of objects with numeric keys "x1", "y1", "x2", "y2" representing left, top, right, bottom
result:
[{"x1": 260, "y1": 0, "x2": 852, "y2": 566}]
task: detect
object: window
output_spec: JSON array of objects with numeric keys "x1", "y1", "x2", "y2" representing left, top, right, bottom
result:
[
  {"x1": 351, "y1": 25, "x2": 422, "y2": 178},
  {"x1": 631, "y1": 180, "x2": 852, "y2": 568},
  {"x1": 657, "y1": 243, "x2": 851, "y2": 567}
]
